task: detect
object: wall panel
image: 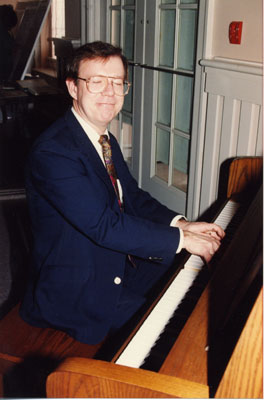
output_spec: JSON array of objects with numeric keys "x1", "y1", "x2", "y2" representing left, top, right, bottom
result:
[{"x1": 198, "y1": 60, "x2": 262, "y2": 215}]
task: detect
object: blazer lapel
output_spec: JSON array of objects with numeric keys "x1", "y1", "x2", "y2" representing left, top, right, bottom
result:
[
  {"x1": 109, "y1": 133, "x2": 126, "y2": 181},
  {"x1": 64, "y1": 110, "x2": 113, "y2": 192}
]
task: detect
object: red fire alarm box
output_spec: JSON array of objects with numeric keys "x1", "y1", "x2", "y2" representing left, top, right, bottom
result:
[{"x1": 229, "y1": 21, "x2": 243, "y2": 44}]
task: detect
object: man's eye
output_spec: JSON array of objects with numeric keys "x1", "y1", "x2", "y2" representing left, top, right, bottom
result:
[
  {"x1": 91, "y1": 78, "x2": 103, "y2": 84},
  {"x1": 113, "y1": 80, "x2": 123, "y2": 86}
]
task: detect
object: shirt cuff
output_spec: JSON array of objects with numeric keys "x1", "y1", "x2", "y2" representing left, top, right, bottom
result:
[
  {"x1": 170, "y1": 215, "x2": 187, "y2": 254},
  {"x1": 170, "y1": 214, "x2": 187, "y2": 226}
]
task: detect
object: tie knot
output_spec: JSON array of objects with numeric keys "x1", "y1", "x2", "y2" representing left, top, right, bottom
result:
[{"x1": 99, "y1": 134, "x2": 109, "y2": 146}]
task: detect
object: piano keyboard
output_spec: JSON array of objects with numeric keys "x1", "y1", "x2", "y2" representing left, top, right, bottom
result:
[{"x1": 115, "y1": 200, "x2": 240, "y2": 369}]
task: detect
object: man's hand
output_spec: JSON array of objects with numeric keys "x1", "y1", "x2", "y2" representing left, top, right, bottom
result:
[{"x1": 175, "y1": 220, "x2": 225, "y2": 263}]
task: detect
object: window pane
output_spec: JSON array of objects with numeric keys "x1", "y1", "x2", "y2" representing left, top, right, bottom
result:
[
  {"x1": 161, "y1": 0, "x2": 176, "y2": 4},
  {"x1": 174, "y1": 76, "x2": 193, "y2": 133},
  {"x1": 157, "y1": 72, "x2": 173, "y2": 126},
  {"x1": 111, "y1": 10, "x2": 121, "y2": 47},
  {"x1": 111, "y1": 0, "x2": 121, "y2": 5},
  {"x1": 51, "y1": 0, "x2": 65, "y2": 57},
  {"x1": 124, "y1": 0, "x2": 135, "y2": 5},
  {"x1": 177, "y1": 9, "x2": 197, "y2": 71},
  {"x1": 159, "y1": 10, "x2": 175, "y2": 67},
  {"x1": 155, "y1": 128, "x2": 170, "y2": 183},
  {"x1": 172, "y1": 134, "x2": 189, "y2": 191},
  {"x1": 180, "y1": 0, "x2": 197, "y2": 3},
  {"x1": 51, "y1": 0, "x2": 65, "y2": 38},
  {"x1": 122, "y1": 115, "x2": 132, "y2": 164},
  {"x1": 124, "y1": 10, "x2": 135, "y2": 60}
]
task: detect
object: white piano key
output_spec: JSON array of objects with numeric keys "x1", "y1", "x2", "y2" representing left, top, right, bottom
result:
[
  {"x1": 116, "y1": 268, "x2": 199, "y2": 368},
  {"x1": 185, "y1": 201, "x2": 240, "y2": 271},
  {"x1": 185, "y1": 255, "x2": 204, "y2": 270}
]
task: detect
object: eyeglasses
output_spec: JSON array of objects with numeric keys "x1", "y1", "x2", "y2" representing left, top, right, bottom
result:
[{"x1": 77, "y1": 76, "x2": 131, "y2": 96}]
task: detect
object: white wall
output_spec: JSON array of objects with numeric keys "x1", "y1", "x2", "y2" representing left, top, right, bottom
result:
[{"x1": 207, "y1": 0, "x2": 262, "y2": 63}]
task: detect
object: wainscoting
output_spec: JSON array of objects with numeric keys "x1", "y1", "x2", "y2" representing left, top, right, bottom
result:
[{"x1": 197, "y1": 58, "x2": 262, "y2": 216}]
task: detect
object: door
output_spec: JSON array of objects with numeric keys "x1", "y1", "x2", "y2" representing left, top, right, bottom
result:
[
  {"x1": 140, "y1": 0, "x2": 198, "y2": 214},
  {"x1": 108, "y1": 0, "x2": 199, "y2": 215}
]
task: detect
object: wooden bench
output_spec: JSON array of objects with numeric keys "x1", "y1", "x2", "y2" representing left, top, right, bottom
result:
[
  {"x1": 0, "y1": 193, "x2": 102, "y2": 397},
  {"x1": 0, "y1": 304, "x2": 103, "y2": 397}
]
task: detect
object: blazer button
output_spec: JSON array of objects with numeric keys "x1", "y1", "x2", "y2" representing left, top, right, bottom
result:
[
  {"x1": 148, "y1": 256, "x2": 163, "y2": 261},
  {"x1": 114, "y1": 277, "x2": 122, "y2": 285}
]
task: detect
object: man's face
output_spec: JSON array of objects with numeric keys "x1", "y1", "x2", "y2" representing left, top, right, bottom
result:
[{"x1": 66, "y1": 56, "x2": 125, "y2": 134}]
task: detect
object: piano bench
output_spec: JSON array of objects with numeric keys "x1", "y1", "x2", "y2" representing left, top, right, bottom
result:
[
  {"x1": 46, "y1": 357, "x2": 209, "y2": 398},
  {"x1": 0, "y1": 304, "x2": 101, "y2": 398}
]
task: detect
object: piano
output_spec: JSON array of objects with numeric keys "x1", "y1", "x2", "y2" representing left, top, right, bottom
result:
[{"x1": 46, "y1": 156, "x2": 263, "y2": 398}]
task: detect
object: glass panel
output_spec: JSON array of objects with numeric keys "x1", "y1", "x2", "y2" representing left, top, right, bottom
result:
[
  {"x1": 157, "y1": 72, "x2": 173, "y2": 126},
  {"x1": 172, "y1": 134, "x2": 189, "y2": 191},
  {"x1": 123, "y1": 65, "x2": 133, "y2": 113},
  {"x1": 160, "y1": 0, "x2": 176, "y2": 4},
  {"x1": 111, "y1": 10, "x2": 121, "y2": 47},
  {"x1": 124, "y1": 10, "x2": 135, "y2": 60},
  {"x1": 177, "y1": 9, "x2": 197, "y2": 71},
  {"x1": 155, "y1": 128, "x2": 170, "y2": 183},
  {"x1": 159, "y1": 10, "x2": 175, "y2": 67},
  {"x1": 180, "y1": 0, "x2": 197, "y2": 3},
  {"x1": 122, "y1": 115, "x2": 132, "y2": 164},
  {"x1": 111, "y1": 0, "x2": 121, "y2": 5},
  {"x1": 174, "y1": 76, "x2": 193, "y2": 133},
  {"x1": 124, "y1": 0, "x2": 135, "y2": 5}
]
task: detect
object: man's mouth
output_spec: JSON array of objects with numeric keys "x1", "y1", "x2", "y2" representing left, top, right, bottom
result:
[{"x1": 99, "y1": 102, "x2": 115, "y2": 107}]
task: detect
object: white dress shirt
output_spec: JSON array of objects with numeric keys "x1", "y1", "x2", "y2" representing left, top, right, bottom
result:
[{"x1": 71, "y1": 107, "x2": 185, "y2": 254}]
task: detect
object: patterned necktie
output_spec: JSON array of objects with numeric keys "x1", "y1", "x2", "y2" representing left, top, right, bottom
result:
[
  {"x1": 99, "y1": 135, "x2": 136, "y2": 268},
  {"x1": 99, "y1": 135, "x2": 122, "y2": 209}
]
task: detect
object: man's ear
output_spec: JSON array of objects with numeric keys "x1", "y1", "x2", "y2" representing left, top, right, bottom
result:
[{"x1": 66, "y1": 78, "x2": 77, "y2": 100}]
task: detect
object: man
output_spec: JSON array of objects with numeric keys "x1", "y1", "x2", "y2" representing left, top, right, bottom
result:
[{"x1": 20, "y1": 41, "x2": 224, "y2": 344}]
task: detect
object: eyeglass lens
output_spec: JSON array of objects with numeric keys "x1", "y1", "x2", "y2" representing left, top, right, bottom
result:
[{"x1": 87, "y1": 77, "x2": 129, "y2": 95}]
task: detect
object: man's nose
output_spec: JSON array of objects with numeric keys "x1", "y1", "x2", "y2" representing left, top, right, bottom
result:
[{"x1": 102, "y1": 79, "x2": 115, "y2": 95}]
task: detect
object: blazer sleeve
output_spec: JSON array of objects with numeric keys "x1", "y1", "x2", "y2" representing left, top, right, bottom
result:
[{"x1": 28, "y1": 139, "x2": 181, "y2": 266}]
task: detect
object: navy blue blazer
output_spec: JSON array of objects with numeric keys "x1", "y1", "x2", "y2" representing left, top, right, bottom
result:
[{"x1": 20, "y1": 109, "x2": 181, "y2": 344}]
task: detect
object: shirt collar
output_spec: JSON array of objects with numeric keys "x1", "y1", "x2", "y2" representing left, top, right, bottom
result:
[{"x1": 71, "y1": 107, "x2": 108, "y2": 163}]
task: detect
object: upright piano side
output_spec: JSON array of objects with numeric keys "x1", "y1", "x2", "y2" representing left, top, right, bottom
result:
[{"x1": 215, "y1": 287, "x2": 263, "y2": 398}]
